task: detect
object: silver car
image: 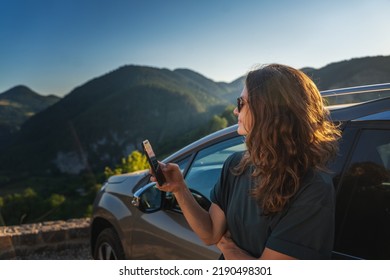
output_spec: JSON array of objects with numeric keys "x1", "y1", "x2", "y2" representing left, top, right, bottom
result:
[{"x1": 90, "y1": 83, "x2": 390, "y2": 260}]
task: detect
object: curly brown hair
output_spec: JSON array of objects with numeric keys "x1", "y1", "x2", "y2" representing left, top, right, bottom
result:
[{"x1": 235, "y1": 64, "x2": 341, "y2": 215}]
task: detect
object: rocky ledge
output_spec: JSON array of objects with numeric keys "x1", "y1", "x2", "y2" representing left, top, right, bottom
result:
[{"x1": 0, "y1": 218, "x2": 92, "y2": 259}]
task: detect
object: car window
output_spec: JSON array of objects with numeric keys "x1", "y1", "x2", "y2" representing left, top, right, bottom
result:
[
  {"x1": 335, "y1": 129, "x2": 390, "y2": 259},
  {"x1": 184, "y1": 136, "x2": 246, "y2": 199},
  {"x1": 177, "y1": 156, "x2": 191, "y2": 173}
]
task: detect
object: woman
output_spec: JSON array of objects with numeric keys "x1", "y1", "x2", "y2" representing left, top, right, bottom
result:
[{"x1": 151, "y1": 64, "x2": 341, "y2": 259}]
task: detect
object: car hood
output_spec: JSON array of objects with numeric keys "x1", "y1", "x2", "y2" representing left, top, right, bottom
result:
[{"x1": 104, "y1": 170, "x2": 149, "y2": 196}]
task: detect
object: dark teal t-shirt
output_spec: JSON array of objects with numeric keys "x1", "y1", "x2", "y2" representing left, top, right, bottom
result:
[{"x1": 210, "y1": 152, "x2": 335, "y2": 259}]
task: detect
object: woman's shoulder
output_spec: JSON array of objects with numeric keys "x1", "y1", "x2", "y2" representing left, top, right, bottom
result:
[
  {"x1": 293, "y1": 169, "x2": 335, "y2": 207},
  {"x1": 300, "y1": 169, "x2": 333, "y2": 187},
  {"x1": 225, "y1": 150, "x2": 246, "y2": 167}
]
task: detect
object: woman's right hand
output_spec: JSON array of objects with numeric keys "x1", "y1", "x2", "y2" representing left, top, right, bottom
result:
[
  {"x1": 152, "y1": 162, "x2": 228, "y2": 246},
  {"x1": 150, "y1": 162, "x2": 186, "y2": 194}
]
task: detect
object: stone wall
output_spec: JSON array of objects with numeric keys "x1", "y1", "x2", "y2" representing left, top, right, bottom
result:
[{"x1": 0, "y1": 218, "x2": 91, "y2": 259}]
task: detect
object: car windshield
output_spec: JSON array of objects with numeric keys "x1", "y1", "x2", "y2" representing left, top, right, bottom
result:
[{"x1": 185, "y1": 136, "x2": 246, "y2": 198}]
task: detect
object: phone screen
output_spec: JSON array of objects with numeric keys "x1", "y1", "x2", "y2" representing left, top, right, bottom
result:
[
  {"x1": 142, "y1": 140, "x2": 166, "y2": 185},
  {"x1": 143, "y1": 140, "x2": 156, "y2": 158}
]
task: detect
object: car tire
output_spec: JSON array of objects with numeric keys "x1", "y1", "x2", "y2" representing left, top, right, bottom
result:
[{"x1": 94, "y1": 227, "x2": 125, "y2": 260}]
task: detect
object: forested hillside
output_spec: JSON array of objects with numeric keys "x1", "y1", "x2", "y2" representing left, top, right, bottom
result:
[
  {"x1": 303, "y1": 55, "x2": 390, "y2": 90},
  {"x1": 0, "y1": 66, "x2": 241, "y2": 178},
  {"x1": 0, "y1": 55, "x2": 389, "y2": 226},
  {"x1": 0, "y1": 86, "x2": 60, "y2": 145}
]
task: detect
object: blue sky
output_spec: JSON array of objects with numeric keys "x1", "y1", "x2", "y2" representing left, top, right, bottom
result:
[{"x1": 1, "y1": 0, "x2": 390, "y2": 97}]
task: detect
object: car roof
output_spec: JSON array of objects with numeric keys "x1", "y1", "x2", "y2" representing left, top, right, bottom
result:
[
  {"x1": 329, "y1": 96, "x2": 390, "y2": 121},
  {"x1": 324, "y1": 83, "x2": 390, "y2": 121}
]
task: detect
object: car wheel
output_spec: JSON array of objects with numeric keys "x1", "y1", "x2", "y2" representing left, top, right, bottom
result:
[{"x1": 94, "y1": 227, "x2": 125, "y2": 260}]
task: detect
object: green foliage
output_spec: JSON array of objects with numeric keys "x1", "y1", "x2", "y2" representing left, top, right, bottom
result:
[
  {"x1": 104, "y1": 150, "x2": 150, "y2": 178},
  {"x1": 1, "y1": 187, "x2": 41, "y2": 224},
  {"x1": 211, "y1": 115, "x2": 228, "y2": 131},
  {"x1": 198, "y1": 105, "x2": 237, "y2": 135},
  {"x1": 49, "y1": 194, "x2": 66, "y2": 208},
  {"x1": 102, "y1": 106, "x2": 234, "y2": 180},
  {"x1": 220, "y1": 105, "x2": 237, "y2": 126},
  {"x1": 23, "y1": 187, "x2": 37, "y2": 198},
  {"x1": 158, "y1": 105, "x2": 237, "y2": 156},
  {"x1": 85, "y1": 204, "x2": 93, "y2": 217},
  {"x1": 0, "y1": 174, "x2": 99, "y2": 225}
]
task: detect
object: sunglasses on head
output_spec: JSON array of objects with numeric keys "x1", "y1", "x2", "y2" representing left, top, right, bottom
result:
[{"x1": 237, "y1": 97, "x2": 246, "y2": 113}]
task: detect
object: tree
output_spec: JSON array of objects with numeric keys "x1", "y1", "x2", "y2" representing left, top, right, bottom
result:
[
  {"x1": 220, "y1": 105, "x2": 237, "y2": 126},
  {"x1": 104, "y1": 150, "x2": 150, "y2": 179},
  {"x1": 208, "y1": 115, "x2": 228, "y2": 133}
]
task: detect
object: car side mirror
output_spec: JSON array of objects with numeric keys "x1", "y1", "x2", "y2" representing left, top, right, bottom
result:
[
  {"x1": 132, "y1": 183, "x2": 163, "y2": 213},
  {"x1": 191, "y1": 189, "x2": 211, "y2": 211},
  {"x1": 132, "y1": 184, "x2": 211, "y2": 213},
  {"x1": 167, "y1": 189, "x2": 211, "y2": 212}
]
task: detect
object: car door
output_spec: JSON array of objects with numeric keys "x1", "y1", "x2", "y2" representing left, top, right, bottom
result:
[
  {"x1": 130, "y1": 135, "x2": 246, "y2": 259},
  {"x1": 333, "y1": 122, "x2": 390, "y2": 259}
]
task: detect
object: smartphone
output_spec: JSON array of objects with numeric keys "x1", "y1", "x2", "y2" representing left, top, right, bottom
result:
[{"x1": 142, "y1": 139, "x2": 166, "y2": 186}]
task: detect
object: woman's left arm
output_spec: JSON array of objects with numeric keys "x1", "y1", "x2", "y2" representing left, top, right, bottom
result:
[{"x1": 217, "y1": 232, "x2": 296, "y2": 260}]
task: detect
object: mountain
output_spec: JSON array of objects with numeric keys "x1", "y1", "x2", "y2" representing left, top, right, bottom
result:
[
  {"x1": 0, "y1": 66, "x2": 242, "y2": 177},
  {"x1": 173, "y1": 68, "x2": 243, "y2": 102},
  {"x1": 0, "y1": 86, "x2": 60, "y2": 144},
  {"x1": 302, "y1": 55, "x2": 390, "y2": 90}
]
